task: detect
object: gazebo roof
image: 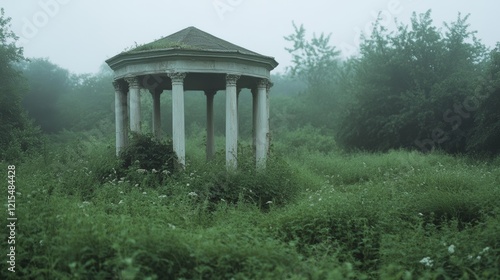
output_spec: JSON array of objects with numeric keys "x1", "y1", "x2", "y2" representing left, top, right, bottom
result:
[
  {"x1": 128, "y1": 26, "x2": 263, "y2": 57},
  {"x1": 106, "y1": 26, "x2": 278, "y2": 81}
]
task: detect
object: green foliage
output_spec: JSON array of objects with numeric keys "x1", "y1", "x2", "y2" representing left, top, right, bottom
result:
[
  {"x1": 20, "y1": 58, "x2": 72, "y2": 133},
  {"x1": 119, "y1": 133, "x2": 177, "y2": 176},
  {"x1": 285, "y1": 21, "x2": 341, "y2": 89},
  {"x1": 3, "y1": 135, "x2": 500, "y2": 279},
  {"x1": 337, "y1": 11, "x2": 487, "y2": 153},
  {"x1": 0, "y1": 8, "x2": 43, "y2": 161},
  {"x1": 166, "y1": 149, "x2": 302, "y2": 211},
  {"x1": 283, "y1": 22, "x2": 350, "y2": 130},
  {"x1": 467, "y1": 43, "x2": 500, "y2": 155},
  {"x1": 274, "y1": 125, "x2": 337, "y2": 154},
  {"x1": 57, "y1": 67, "x2": 115, "y2": 133}
]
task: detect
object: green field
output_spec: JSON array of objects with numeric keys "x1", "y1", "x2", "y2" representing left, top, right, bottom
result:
[{"x1": 2, "y1": 133, "x2": 499, "y2": 279}]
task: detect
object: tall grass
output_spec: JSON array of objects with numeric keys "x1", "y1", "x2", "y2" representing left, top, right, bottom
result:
[{"x1": 1, "y1": 130, "x2": 499, "y2": 279}]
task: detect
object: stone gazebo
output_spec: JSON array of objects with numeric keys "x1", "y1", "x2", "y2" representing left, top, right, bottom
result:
[{"x1": 106, "y1": 27, "x2": 278, "y2": 169}]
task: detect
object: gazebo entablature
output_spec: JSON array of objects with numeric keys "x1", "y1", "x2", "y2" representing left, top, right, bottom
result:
[{"x1": 107, "y1": 27, "x2": 278, "y2": 170}]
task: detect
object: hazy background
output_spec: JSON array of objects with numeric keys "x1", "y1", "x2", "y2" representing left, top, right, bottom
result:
[{"x1": 2, "y1": 0, "x2": 499, "y2": 74}]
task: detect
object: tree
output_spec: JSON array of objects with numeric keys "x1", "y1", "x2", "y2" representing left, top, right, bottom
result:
[
  {"x1": 336, "y1": 11, "x2": 487, "y2": 153},
  {"x1": 467, "y1": 43, "x2": 500, "y2": 155},
  {"x1": 283, "y1": 22, "x2": 348, "y2": 130},
  {"x1": 0, "y1": 8, "x2": 42, "y2": 161},
  {"x1": 57, "y1": 68, "x2": 115, "y2": 134},
  {"x1": 21, "y1": 58, "x2": 72, "y2": 133}
]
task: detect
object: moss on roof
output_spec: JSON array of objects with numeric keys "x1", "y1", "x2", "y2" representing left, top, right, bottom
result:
[{"x1": 125, "y1": 26, "x2": 262, "y2": 56}]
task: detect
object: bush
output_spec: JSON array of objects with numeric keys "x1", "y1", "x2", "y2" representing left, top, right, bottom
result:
[
  {"x1": 172, "y1": 151, "x2": 302, "y2": 211},
  {"x1": 119, "y1": 133, "x2": 177, "y2": 175}
]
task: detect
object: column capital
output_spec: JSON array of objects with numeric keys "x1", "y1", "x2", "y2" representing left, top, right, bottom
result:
[
  {"x1": 125, "y1": 76, "x2": 140, "y2": 88},
  {"x1": 257, "y1": 78, "x2": 269, "y2": 89},
  {"x1": 112, "y1": 80, "x2": 126, "y2": 92},
  {"x1": 267, "y1": 81, "x2": 274, "y2": 91},
  {"x1": 226, "y1": 74, "x2": 240, "y2": 87},
  {"x1": 167, "y1": 72, "x2": 186, "y2": 84}
]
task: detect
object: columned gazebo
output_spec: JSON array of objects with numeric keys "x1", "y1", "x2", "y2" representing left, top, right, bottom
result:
[{"x1": 105, "y1": 27, "x2": 278, "y2": 169}]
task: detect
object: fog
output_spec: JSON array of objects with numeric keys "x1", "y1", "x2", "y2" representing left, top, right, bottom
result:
[{"x1": 2, "y1": 0, "x2": 499, "y2": 74}]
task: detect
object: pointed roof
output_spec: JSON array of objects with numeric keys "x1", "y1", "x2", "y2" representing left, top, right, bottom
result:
[{"x1": 127, "y1": 26, "x2": 263, "y2": 57}]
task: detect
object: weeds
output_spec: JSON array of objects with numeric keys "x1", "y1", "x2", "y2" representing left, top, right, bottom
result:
[{"x1": 2, "y1": 135, "x2": 499, "y2": 279}]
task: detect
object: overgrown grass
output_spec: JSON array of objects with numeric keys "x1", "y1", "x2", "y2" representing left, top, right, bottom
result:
[{"x1": 1, "y1": 132, "x2": 499, "y2": 279}]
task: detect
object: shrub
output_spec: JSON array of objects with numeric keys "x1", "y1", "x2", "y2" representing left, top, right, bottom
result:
[
  {"x1": 120, "y1": 133, "x2": 176, "y2": 171},
  {"x1": 118, "y1": 133, "x2": 177, "y2": 178},
  {"x1": 175, "y1": 151, "x2": 302, "y2": 211}
]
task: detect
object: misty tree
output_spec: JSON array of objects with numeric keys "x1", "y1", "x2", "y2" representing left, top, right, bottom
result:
[
  {"x1": 283, "y1": 22, "x2": 348, "y2": 130},
  {"x1": 57, "y1": 65, "x2": 115, "y2": 134},
  {"x1": 336, "y1": 10, "x2": 487, "y2": 153},
  {"x1": 21, "y1": 58, "x2": 72, "y2": 133},
  {"x1": 467, "y1": 43, "x2": 500, "y2": 155},
  {"x1": 0, "y1": 8, "x2": 42, "y2": 160}
]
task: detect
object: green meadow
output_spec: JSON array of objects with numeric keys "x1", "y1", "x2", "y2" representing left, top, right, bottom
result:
[{"x1": 2, "y1": 134, "x2": 499, "y2": 279}]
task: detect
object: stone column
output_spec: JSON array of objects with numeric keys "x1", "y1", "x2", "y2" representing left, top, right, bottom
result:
[
  {"x1": 113, "y1": 80, "x2": 128, "y2": 156},
  {"x1": 266, "y1": 81, "x2": 273, "y2": 156},
  {"x1": 125, "y1": 77, "x2": 141, "y2": 132},
  {"x1": 205, "y1": 90, "x2": 217, "y2": 161},
  {"x1": 251, "y1": 88, "x2": 258, "y2": 154},
  {"x1": 150, "y1": 89, "x2": 162, "y2": 138},
  {"x1": 225, "y1": 74, "x2": 240, "y2": 170},
  {"x1": 256, "y1": 79, "x2": 269, "y2": 168},
  {"x1": 168, "y1": 72, "x2": 186, "y2": 167}
]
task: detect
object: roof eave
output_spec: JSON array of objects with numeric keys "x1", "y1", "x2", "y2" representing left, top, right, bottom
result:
[{"x1": 106, "y1": 49, "x2": 278, "y2": 71}]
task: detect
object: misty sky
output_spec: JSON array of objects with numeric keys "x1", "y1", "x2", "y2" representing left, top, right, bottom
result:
[{"x1": 2, "y1": 0, "x2": 499, "y2": 75}]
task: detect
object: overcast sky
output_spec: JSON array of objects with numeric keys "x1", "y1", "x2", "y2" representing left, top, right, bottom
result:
[{"x1": 2, "y1": 0, "x2": 499, "y2": 75}]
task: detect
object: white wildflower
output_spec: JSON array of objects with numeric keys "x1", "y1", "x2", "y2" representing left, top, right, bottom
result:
[
  {"x1": 78, "y1": 201, "x2": 90, "y2": 208},
  {"x1": 186, "y1": 183, "x2": 190, "y2": 187},
  {"x1": 476, "y1": 255, "x2": 481, "y2": 260},
  {"x1": 418, "y1": 213, "x2": 424, "y2": 216},
  {"x1": 188, "y1": 192, "x2": 198, "y2": 197},
  {"x1": 448, "y1": 244, "x2": 455, "y2": 254},
  {"x1": 419, "y1": 257, "x2": 433, "y2": 267},
  {"x1": 136, "y1": 169, "x2": 147, "y2": 174},
  {"x1": 142, "y1": 192, "x2": 147, "y2": 195},
  {"x1": 152, "y1": 169, "x2": 158, "y2": 173},
  {"x1": 120, "y1": 191, "x2": 124, "y2": 194},
  {"x1": 135, "y1": 184, "x2": 139, "y2": 187}
]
